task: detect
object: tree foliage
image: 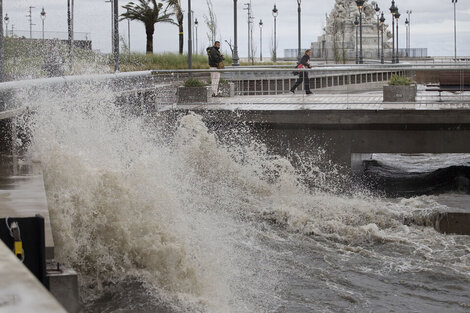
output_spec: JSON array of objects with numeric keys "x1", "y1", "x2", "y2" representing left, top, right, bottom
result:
[
  {"x1": 204, "y1": 0, "x2": 217, "y2": 45},
  {"x1": 164, "y1": 0, "x2": 184, "y2": 54},
  {"x1": 121, "y1": 0, "x2": 175, "y2": 53}
]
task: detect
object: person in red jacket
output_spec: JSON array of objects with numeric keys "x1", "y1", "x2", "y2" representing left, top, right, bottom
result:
[{"x1": 290, "y1": 49, "x2": 313, "y2": 95}]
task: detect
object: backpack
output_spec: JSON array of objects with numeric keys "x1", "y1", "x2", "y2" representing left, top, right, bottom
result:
[{"x1": 292, "y1": 63, "x2": 303, "y2": 76}]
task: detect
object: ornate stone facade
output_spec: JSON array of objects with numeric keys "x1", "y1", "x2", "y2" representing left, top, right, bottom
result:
[{"x1": 311, "y1": 0, "x2": 393, "y2": 62}]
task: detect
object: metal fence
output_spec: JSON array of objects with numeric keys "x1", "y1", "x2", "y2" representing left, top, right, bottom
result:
[
  {"x1": 5, "y1": 30, "x2": 91, "y2": 41},
  {"x1": 398, "y1": 48, "x2": 428, "y2": 58},
  {"x1": 1, "y1": 65, "x2": 470, "y2": 114}
]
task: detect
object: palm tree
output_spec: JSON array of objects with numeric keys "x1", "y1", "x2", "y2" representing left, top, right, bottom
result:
[
  {"x1": 164, "y1": 0, "x2": 184, "y2": 55},
  {"x1": 121, "y1": 0, "x2": 175, "y2": 54}
]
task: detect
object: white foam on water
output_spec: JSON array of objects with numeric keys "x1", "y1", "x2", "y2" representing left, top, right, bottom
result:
[{"x1": 17, "y1": 81, "x2": 470, "y2": 312}]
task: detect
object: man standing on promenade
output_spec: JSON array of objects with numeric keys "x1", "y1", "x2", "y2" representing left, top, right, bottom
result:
[
  {"x1": 290, "y1": 49, "x2": 313, "y2": 95},
  {"x1": 208, "y1": 41, "x2": 225, "y2": 97}
]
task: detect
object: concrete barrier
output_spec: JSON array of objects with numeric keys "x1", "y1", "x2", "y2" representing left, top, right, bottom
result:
[
  {"x1": 0, "y1": 241, "x2": 67, "y2": 313},
  {"x1": 435, "y1": 212, "x2": 470, "y2": 235}
]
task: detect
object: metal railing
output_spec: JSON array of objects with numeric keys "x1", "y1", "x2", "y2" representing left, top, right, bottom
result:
[
  {"x1": 1, "y1": 64, "x2": 470, "y2": 115},
  {"x1": 5, "y1": 30, "x2": 91, "y2": 41}
]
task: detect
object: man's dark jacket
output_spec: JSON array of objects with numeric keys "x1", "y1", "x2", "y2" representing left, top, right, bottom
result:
[{"x1": 208, "y1": 46, "x2": 223, "y2": 67}]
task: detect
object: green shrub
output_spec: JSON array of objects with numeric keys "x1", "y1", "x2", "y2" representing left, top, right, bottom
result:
[
  {"x1": 389, "y1": 74, "x2": 413, "y2": 86},
  {"x1": 184, "y1": 78, "x2": 206, "y2": 87},
  {"x1": 207, "y1": 78, "x2": 229, "y2": 85}
]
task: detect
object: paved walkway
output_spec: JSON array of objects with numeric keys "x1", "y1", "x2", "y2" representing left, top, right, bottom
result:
[
  {"x1": 0, "y1": 158, "x2": 55, "y2": 259},
  {"x1": 172, "y1": 90, "x2": 470, "y2": 111}
]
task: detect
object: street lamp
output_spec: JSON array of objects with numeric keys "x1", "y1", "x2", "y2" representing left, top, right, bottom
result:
[
  {"x1": 259, "y1": 19, "x2": 263, "y2": 61},
  {"x1": 187, "y1": 0, "x2": 192, "y2": 69},
  {"x1": 389, "y1": 0, "x2": 397, "y2": 63},
  {"x1": 297, "y1": 0, "x2": 301, "y2": 61},
  {"x1": 395, "y1": 9, "x2": 400, "y2": 63},
  {"x1": 406, "y1": 10, "x2": 412, "y2": 57},
  {"x1": 1, "y1": 6, "x2": 4, "y2": 83},
  {"x1": 405, "y1": 18, "x2": 409, "y2": 57},
  {"x1": 272, "y1": 4, "x2": 278, "y2": 62},
  {"x1": 232, "y1": 0, "x2": 240, "y2": 66},
  {"x1": 355, "y1": 0, "x2": 364, "y2": 64},
  {"x1": 194, "y1": 18, "x2": 198, "y2": 55},
  {"x1": 380, "y1": 12, "x2": 385, "y2": 64},
  {"x1": 452, "y1": 0, "x2": 457, "y2": 61},
  {"x1": 127, "y1": 8, "x2": 131, "y2": 57},
  {"x1": 375, "y1": 3, "x2": 380, "y2": 58},
  {"x1": 4, "y1": 13, "x2": 9, "y2": 37},
  {"x1": 40, "y1": 7, "x2": 46, "y2": 41},
  {"x1": 354, "y1": 15, "x2": 359, "y2": 64}
]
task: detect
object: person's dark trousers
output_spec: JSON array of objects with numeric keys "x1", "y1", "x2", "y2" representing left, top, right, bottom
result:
[{"x1": 290, "y1": 72, "x2": 311, "y2": 93}]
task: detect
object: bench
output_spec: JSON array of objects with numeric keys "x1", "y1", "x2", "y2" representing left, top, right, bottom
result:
[{"x1": 426, "y1": 71, "x2": 470, "y2": 101}]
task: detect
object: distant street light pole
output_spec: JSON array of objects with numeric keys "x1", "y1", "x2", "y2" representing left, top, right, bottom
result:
[
  {"x1": 375, "y1": 3, "x2": 380, "y2": 58},
  {"x1": 395, "y1": 9, "x2": 400, "y2": 63},
  {"x1": 389, "y1": 0, "x2": 397, "y2": 63},
  {"x1": 297, "y1": 0, "x2": 301, "y2": 61},
  {"x1": 113, "y1": 0, "x2": 119, "y2": 72},
  {"x1": 354, "y1": 15, "x2": 359, "y2": 64},
  {"x1": 272, "y1": 4, "x2": 278, "y2": 62},
  {"x1": 4, "y1": 13, "x2": 8, "y2": 37},
  {"x1": 0, "y1": 0, "x2": 4, "y2": 82},
  {"x1": 259, "y1": 19, "x2": 263, "y2": 62},
  {"x1": 27, "y1": 6, "x2": 35, "y2": 57},
  {"x1": 127, "y1": 8, "x2": 130, "y2": 57},
  {"x1": 380, "y1": 12, "x2": 385, "y2": 64},
  {"x1": 194, "y1": 18, "x2": 198, "y2": 55},
  {"x1": 232, "y1": 0, "x2": 240, "y2": 66},
  {"x1": 452, "y1": 0, "x2": 457, "y2": 61},
  {"x1": 243, "y1": 2, "x2": 252, "y2": 63},
  {"x1": 187, "y1": 0, "x2": 192, "y2": 69},
  {"x1": 405, "y1": 18, "x2": 409, "y2": 57},
  {"x1": 406, "y1": 10, "x2": 412, "y2": 57},
  {"x1": 40, "y1": 8, "x2": 46, "y2": 41},
  {"x1": 191, "y1": 10, "x2": 194, "y2": 54},
  {"x1": 67, "y1": 0, "x2": 74, "y2": 72},
  {"x1": 355, "y1": 0, "x2": 364, "y2": 64}
]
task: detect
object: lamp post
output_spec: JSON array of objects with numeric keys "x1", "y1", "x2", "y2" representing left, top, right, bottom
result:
[
  {"x1": 187, "y1": 0, "x2": 192, "y2": 69},
  {"x1": 452, "y1": 0, "x2": 457, "y2": 61},
  {"x1": 113, "y1": 0, "x2": 119, "y2": 72},
  {"x1": 395, "y1": 9, "x2": 400, "y2": 63},
  {"x1": 375, "y1": 3, "x2": 380, "y2": 58},
  {"x1": 232, "y1": 0, "x2": 239, "y2": 66},
  {"x1": 40, "y1": 7, "x2": 46, "y2": 41},
  {"x1": 68, "y1": 0, "x2": 74, "y2": 72},
  {"x1": 297, "y1": 0, "x2": 301, "y2": 61},
  {"x1": 259, "y1": 19, "x2": 263, "y2": 61},
  {"x1": 272, "y1": 4, "x2": 278, "y2": 62},
  {"x1": 194, "y1": 18, "x2": 198, "y2": 55},
  {"x1": 191, "y1": 10, "x2": 194, "y2": 54},
  {"x1": 389, "y1": 0, "x2": 397, "y2": 63},
  {"x1": 27, "y1": 6, "x2": 35, "y2": 58},
  {"x1": 0, "y1": 1, "x2": 3, "y2": 82},
  {"x1": 355, "y1": 0, "x2": 364, "y2": 64},
  {"x1": 4, "y1": 13, "x2": 8, "y2": 37},
  {"x1": 127, "y1": 8, "x2": 130, "y2": 57},
  {"x1": 380, "y1": 12, "x2": 385, "y2": 64},
  {"x1": 354, "y1": 15, "x2": 359, "y2": 64},
  {"x1": 406, "y1": 10, "x2": 412, "y2": 57},
  {"x1": 405, "y1": 18, "x2": 409, "y2": 57},
  {"x1": 243, "y1": 2, "x2": 253, "y2": 64}
]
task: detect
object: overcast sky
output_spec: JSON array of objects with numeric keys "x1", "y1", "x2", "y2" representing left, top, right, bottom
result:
[{"x1": 4, "y1": 0, "x2": 470, "y2": 57}]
